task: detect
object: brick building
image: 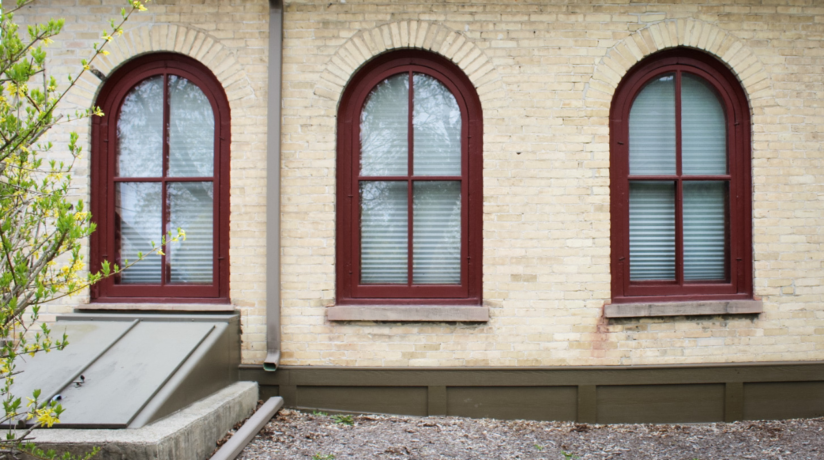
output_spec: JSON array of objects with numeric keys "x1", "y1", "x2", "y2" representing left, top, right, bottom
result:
[{"x1": 19, "y1": 0, "x2": 824, "y2": 422}]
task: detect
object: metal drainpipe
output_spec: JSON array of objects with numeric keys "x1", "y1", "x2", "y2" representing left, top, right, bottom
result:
[{"x1": 263, "y1": 0, "x2": 283, "y2": 372}]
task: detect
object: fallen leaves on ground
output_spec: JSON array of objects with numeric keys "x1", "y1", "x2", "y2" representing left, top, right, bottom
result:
[{"x1": 239, "y1": 409, "x2": 824, "y2": 460}]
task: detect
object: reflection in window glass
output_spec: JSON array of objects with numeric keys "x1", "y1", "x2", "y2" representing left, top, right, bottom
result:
[
  {"x1": 116, "y1": 182, "x2": 162, "y2": 283},
  {"x1": 413, "y1": 181, "x2": 461, "y2": 284},
  {"x1": 168, "y1": 76, "x2": 215, "y2": 177},
  {"x1": 360, "y1": 181, "x2": 408, "y2": 284},
  {"x1": 168, "y1": 182, "x2": 214, "y2": 284},
  {"x1": 413, "y1": 74, "x2": 461, "y2": 176},
  {"x1": 117, "y1": 76, "x2": 164, "y2": 177},
  {"x1": 682, "y1": 74, "x2": 727, "y2": 175},
  {"x1": 360, "y1": 74, "x2": 408, "y2": 176},
  {"x1": 629, "y1": 74, "x2": 676, "y2": 176}
]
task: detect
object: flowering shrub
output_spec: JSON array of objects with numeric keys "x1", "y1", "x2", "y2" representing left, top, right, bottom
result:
[{"x1": 0, "y1": 1, "x2": 180, "y2": 458}]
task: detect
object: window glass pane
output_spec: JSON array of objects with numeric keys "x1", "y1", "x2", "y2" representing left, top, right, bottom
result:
[
  {"x1": 360, "y1": 74, "x2": 408, "y2": 176},
  {"x1": 168, "y1": 76, "x2": 215, "y2": 177},
  {"x1": 629, "y1": 181, "x2": 675, "y2": 281},
  {"x1": 684, "y1": 181, "x2": 728, "y2": 281},
  {"x1": 413, "y1": 181, "x2": 461, "y2": 285},
  {"x1": 116, "y1": 182, "x2": 162, "y2": 284},
  {"x1": 413, "y1": 74, "x2": 461, "y2": 176},
  {"x1": 360, "y1": 181, "x2": 408, "y2": 284},
  {"x1": 117, "y1": 76, "x2": 163, "y2": 177},
  {"x1": 168, "y1": 182, "x2": 214, "y2": 284},
  {"x1": 629, "y1": 74, "x2": 676, "y2": 175},
  {"x1": 682, "y1": 74, "x2": 727, "y2": 175}
]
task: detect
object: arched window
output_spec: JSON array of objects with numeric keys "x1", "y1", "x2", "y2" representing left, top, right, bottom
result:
[
  {"x1": 336, "y1": 51, "x2": 482, "y2": 305},
  {"x1": 610, "y1": 49, "x2": 752, "y2": 303},
  {"x1": 91, "y1": 54, "x2": 230, "y2": 302}
]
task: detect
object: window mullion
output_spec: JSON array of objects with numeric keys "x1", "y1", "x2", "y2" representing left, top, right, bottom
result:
[
  {"x1": 675, "y1": 70, "x2": 684, "y2": 286},
  {"x1": 161, "y1": 73, "x2": 170, "y2": 286},
  {"x1": 407, "y1": 71, "x2": 414, "y2": 288}
]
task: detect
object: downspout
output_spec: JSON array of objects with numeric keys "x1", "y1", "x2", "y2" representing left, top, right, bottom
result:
[{"x1": 263, "y1": 0, "x2": 283, "y2": 372}]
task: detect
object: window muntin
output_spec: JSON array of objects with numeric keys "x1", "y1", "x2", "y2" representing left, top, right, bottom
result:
[
  {"x1": 91, "y1": 54, "x2": 230, "y2": 302},
  {"x1": 114, "y1": 74, "x2": 216, "y2": 286},
  {"x1": 610, "y1": 50, "x2": 752, "y2": 303},
  {"x1": 337, "y1": 51, "x2": 482, "y2": 305},
  {"x1": 627, "y1": 71, "x2": 729, "y2": 283},
  {"x1": 358, "y1": 72, "x2": 463, "y2": 287}
]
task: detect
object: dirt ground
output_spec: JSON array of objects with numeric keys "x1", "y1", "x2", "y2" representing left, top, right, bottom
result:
[{"x1": 236, "y1": 409, "x2": 824, "y2": 460}]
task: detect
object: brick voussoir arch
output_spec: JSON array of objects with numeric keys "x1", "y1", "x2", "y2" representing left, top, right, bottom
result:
[
  {"x1": 314, "y1": 20, "x2": 506, "y2": 109},
  {"x1": 67, "y1": 24, "x2": 254, "y2": 113},
  {"x1": 585, "y1": 19, "x2": 776, "y2": 111}
]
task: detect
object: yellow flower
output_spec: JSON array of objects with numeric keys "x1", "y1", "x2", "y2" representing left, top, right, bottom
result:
[{"x1": 36, "y1": 409, "x2": 60, "y2": 428}]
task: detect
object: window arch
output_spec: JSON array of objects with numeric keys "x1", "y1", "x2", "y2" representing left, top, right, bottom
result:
[
  {"x1": 336, "y1": 50, "x2": 482, "y2": 305},
  {"x1": 610, "y1": 49, "x2": 752, "y2": 303},
  {"x1": 91, "y1": 53, "x2": 230, "y2": 302}
]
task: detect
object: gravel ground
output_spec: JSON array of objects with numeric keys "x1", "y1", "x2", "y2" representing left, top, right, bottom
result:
[{"x1": 237, "y1": 410, "x2": 824, "y2": 460}]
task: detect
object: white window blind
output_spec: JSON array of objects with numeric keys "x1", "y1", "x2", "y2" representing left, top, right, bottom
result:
[
  {"x1": 168, "y1": 76, "x2": 215, "y2": 177},
  {"x1": 116, "y1": 182, "x2": 162, "y2": 284},
  {"x1": 629, "y1": 181, "x2": 675, "y2": 281},
  {"x1": 684, "y1": 181, "x2": 727, "y2": 281},
  {"x1": 682, "y1": 74, "x2": 727, "y2": 175},
  {"x1": 413, "y1": 181, "x2": 461, "y2": 284},
  {"x1": 413, "y1": 74, "x2": 461, "y2": 176},
  {"x1": 358, "y1": 73, "x2": 464, "y2": 286},
  {"x1": 168, "y1": 182, "x2": 214, "y2": 284},
  {"x1": 117, "y1": 76, "x2": 163, "y2": 177},
  {"x1": 360, "y1": 74, "x2": 408, "y2": 176},
  {"x1": 360, "y1": 181, "x2": 408, "y2": 284},
  {"x1": 629, "y1": 74, "x2": 676, "y2": 175}
]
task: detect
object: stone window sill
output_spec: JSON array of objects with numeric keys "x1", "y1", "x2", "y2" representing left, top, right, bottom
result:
[
  {"x1": 327, "y1": 305, "x2": 489, "y2": 322},
  {"x1": 604, "y1": 300, "x2": 763, "y2": 319},
  {"x1": 77, "y1": 303, "x2": 235, "y2": 313}
]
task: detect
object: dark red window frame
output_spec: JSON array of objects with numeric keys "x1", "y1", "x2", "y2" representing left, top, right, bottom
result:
[
  {"x1": 90, "y1": 53, "x2": 230, "y2": 303},
  {"x1": 610, "y1": 49, "x2": 752, "y2": 304},
  {"x1": 336, "y1": 51, "x2": 483, "y2": 305}
]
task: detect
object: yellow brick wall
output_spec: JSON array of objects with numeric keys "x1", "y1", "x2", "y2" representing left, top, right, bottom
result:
[
  {"x1": 20, "y1": 0, "x2": 824, "y2": 366},
  {"x1": 279, "y1": 0, "x2": 824, "y2": 366}
]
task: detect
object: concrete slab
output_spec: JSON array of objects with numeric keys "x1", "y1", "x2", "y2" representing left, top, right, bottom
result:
[{"x1": 22, "y1": 381, "x2": 258, "y2": 460}]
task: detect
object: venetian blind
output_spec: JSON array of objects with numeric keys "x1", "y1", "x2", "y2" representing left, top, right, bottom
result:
[
  {"x1": 683, "y1": 181, "x2": 728, "y2": 281},
  {"x1": 360, "y1": 74, "x2": 408, "y2": 176},
  {"x1": 360, "y1": 181, "x2": 408, "y2": 284},
  {"x1": 629, "y1": 181, "x2": 675, "y2": 281},
  {"x1": 682, "y1": 73, "x2": 727, "y2": 175},
  {"x1": 116, "y1": 76, "x2": 163, "y2": 177},
  {"x1": 168, "y1": 76, "x2": 215, "y2": 177},
  {"x1": 413, "y1": 181, "x2": 461, "y2": 284},
  {"x1": 413, "y1": 74, "x2": 461, "y2": 176},
  {"x1": 358, "y1": 73, "x2": 463, "y2": 286},
  {"x1": 169, "y1": 182, "x2": 214, "y2": 284},
  {"x1": 629, "y1": 74, "x2": 676, "y2": 175},
  {"x1": 116, "y1": 183, "x2": 162, "y2": 284}
]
